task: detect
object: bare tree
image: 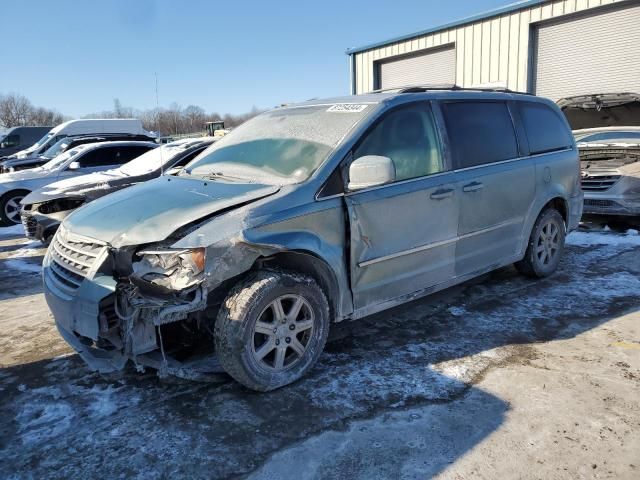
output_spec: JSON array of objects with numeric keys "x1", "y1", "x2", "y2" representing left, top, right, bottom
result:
[
  {"x1": 0, "y1": 93, "x2": 65, "y2": 128},
  {"x1": 2, "y1": 91, "x2": 262, "y2": 133},
  {"x1": 184, "y1": 105, "x2": 206, "y2": 133}
]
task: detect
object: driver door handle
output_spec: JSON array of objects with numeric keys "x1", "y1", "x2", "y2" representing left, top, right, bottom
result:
[
  {"x1": 462, "y1": 181, "x2": 484, "y2": 193},
  {"x1": 430, "y1": 188, "x2": 454, "y2": 200}
]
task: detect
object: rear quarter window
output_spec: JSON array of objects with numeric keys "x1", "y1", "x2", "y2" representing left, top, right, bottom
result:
[
  {"x1": 441, "y1": 101, "x2": 518, "y2": 169},
  {"x1": 520, "y1": 102, "x2": 572, "y2": 155}
]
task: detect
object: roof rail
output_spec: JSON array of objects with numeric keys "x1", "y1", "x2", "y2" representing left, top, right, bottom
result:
[{"x1": 366, "y1": 84, "x2": 533, "y2": 95}]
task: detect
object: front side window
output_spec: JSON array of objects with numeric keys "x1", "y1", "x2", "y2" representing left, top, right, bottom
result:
[
  {"x1": 76, "y1": 147, "x2": 122, "y2": 168},
  {"x1": 442, "y1": 101, "x2": 518, "y2": 169},
  {"x1": 520, "y1": 102, "x2": 572, "y2": 154},
  {"x1": 353, "y1": 103, "x2": 444, "y2": 182}
]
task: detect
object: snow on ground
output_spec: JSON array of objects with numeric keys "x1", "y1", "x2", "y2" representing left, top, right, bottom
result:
[
  {"x1": 0, "y1": 227, "x2": 639, "y2": 478},
  {"x1": 3, "y1": 258, "x2": 42, "y2": 273},
  {"x1": 0, "y1": 224, "x2": 24, "y2": 238},
  {"x1": 566, "y1": 228, "x2": 640, "y2": 247}
]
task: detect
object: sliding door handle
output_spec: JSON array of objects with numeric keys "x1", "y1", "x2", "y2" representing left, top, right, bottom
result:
[
  {"x1": 462, "y1": 181, "x2": 484, "y2": 193},
  {"x1": 430, "y1": 188, "x2": 454, "y2": 200}
]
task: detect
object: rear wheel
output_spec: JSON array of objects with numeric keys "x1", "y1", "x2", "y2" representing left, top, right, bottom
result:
[
  {"x1": 515, "y1": 208, "x2": 565, "y2": 278},
  {"x1": 0, "y1": 190, "x2": 28, "y2": 226},
  {"x1": 214, "y1": 270, "x2": 330, "y2": 391}
]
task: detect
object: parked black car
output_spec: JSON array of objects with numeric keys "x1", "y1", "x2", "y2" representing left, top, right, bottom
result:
[{"x1": 21, "y1": 137, "x2": 214, "y2": 242}]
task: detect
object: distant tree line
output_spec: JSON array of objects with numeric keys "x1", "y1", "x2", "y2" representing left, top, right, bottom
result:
[
  {"x1": 0, "y1": 93, "x2": 261, "y2": 135},
  {"x1": 87, "y1": 99, "x2": 262, "y2": 135},
  {"x1": 0, "y1": 93, "x2": 66, "y2": 128}
]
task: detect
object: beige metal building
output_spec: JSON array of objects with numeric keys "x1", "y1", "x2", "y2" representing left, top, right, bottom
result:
[{"x1": 347, "y1": 0, "x2": 640, "y2": 100}]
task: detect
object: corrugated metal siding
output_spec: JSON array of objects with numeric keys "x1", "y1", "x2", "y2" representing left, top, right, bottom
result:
[
  {"x1": 534, "y1": 3, "x2": 640, "y2": 100},
  {"x1": 352, "y1": 0, "x2": 631, "y2": 94},
  {"x1": 378, "y1": 45, "x2": 456, "y2": 89}
]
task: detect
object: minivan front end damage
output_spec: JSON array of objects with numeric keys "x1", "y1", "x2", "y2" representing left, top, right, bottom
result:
[
  {"x1": 43, "y1": 178, "x2": 282, "y2": 379},
  {"x1": 45, "y1": 227, "x2": 275, "y2": 378}
]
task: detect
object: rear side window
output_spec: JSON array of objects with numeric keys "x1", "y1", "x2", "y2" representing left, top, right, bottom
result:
[
  {"x1": 442, "y1": 101, "x2": 518, "y2": 169},
  {"x1": 119, "y1": 146, "x2": 153, "y2": 163},
  {"x1": 77, "y1": 146, "x2": 152, "y2": 167},
  {"x1": 520, "y1": 102, "x2": 572, "y2": 154}
]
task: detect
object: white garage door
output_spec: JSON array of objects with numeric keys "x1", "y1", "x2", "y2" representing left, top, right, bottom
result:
[
  {"x1": 377, "y1": 45, "x2": 456, "y2": 90},
  {"x1": 534, "y1": 3, "x2": 640, "y2": 101}
]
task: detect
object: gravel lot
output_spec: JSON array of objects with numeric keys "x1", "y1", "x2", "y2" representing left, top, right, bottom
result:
[{"x1": 0, "y1": 226, "x2": 639, "y2": 479}]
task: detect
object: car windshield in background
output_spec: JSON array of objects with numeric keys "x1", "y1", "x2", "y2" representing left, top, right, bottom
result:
[
  {"x1": 41, "y1": 147, "x2": 82, "y2": 170},
  {"x1": 185, "y1": 103, "x2": 373, "y2": 184},
  {"x1": 28, "y1": 132, "x2": 55, "y2": 152},
  {"x1": 119, "y1": 143, "x2": 187, "y2": 176},
  {"x1": 42, "y1": 137, "x2": 72, "y2": 158},
  {"x1": 575, "y1": 131, "x2": 640, "y2": 143}
]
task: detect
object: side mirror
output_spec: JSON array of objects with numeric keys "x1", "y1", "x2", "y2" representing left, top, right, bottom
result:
[
  {"x1": 68, "y1": 161, "x2": 80, "y2": 170},
  {"x1": 348, "y1": 155, "x2": 396, "y2": 191}
]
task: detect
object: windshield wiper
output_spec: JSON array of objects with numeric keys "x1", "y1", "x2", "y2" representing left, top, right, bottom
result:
[{"x1": 205, "y1": 171, "x2": 251, "y2": 182}]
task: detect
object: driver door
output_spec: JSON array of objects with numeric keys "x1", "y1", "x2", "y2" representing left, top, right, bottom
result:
[{"x1": 344, "y1": 102, "x2": 459, "y2": 313}]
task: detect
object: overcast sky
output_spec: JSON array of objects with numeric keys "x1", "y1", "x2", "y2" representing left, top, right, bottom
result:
[{"x1": 1, "y1": 0, "x2": 510, "y2": 117}]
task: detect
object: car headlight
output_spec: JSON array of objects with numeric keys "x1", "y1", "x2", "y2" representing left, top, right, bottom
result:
[{"x1": 132, "y1": 247, "x2": 206, "y2": 291}]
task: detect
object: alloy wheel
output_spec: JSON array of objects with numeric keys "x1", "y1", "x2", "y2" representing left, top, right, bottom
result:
[
  {"x1": 535, "y1": 220, "x2": 560, "y2": 266},
  {"x1": 251, "y1": 294, "x2": 315, "y2": 371},
  {"x1": 4, "y1": 195, "x2": 24, "y2": 224}
]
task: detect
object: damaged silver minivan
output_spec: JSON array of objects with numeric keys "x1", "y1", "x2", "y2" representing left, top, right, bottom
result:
[{"x1": 44, "y1": 88, "x2": 582, "y2": 391}]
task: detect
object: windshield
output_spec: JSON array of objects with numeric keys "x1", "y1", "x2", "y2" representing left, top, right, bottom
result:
[
  {"x1": 27, "y1": 132, "x2": 56, "y2": 153},
  {"x1": 185, "y1": 103, "x2": 373, "y2": 184},
  {"x1": 42, "y1": 137, "x2": 73, "y2": 158},
  {"x1": 119, "y1": 143, "x2": 188, "y2": 176},
  {"x1": 41, "y1": 147, "x2": 83, "y2": 170},
  {"x1": 575, "y1": 131, "x2": 640, "y2": 143}
]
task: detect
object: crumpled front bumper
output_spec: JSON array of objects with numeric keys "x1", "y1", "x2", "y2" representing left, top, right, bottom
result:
[{"x1": 44, "y1": 264, "x2": 128, "y2": 372}]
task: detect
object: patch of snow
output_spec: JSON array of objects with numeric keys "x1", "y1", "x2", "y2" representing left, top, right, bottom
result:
[
  {"x1": 0, "y1": 224, "x2": 24, "y2": 238},
  {"x1": 4, "y1": 258, "x2": 42, "y2": 273},
  {"x1": 16, "y1": 400, "x2": 75, "y2": 445},
  {"x1": 87, "y1": 385, "x2": 119, "y2": 417},
  {"x1": 566, "y1": 230, "x2": 640, "y2": 247},
  {"x1": 448, "y1": 306, "x2": 466, "y2": 317}
]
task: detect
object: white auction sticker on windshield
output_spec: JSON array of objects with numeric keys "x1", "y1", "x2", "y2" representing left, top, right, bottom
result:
[{"x1": 327, "y1": 104, "x2": 369, "y2": 113}]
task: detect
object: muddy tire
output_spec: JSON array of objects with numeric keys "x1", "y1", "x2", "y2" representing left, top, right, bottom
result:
[
  {"x1": 214, "y1": 270, "x2": 330, "y2": 391},
  {"x1": 515, "y1": 208, "x2": 566, "y2": 278},
  {"x1": 0, "y1": 190, "x2": 28, "y2": 226}
]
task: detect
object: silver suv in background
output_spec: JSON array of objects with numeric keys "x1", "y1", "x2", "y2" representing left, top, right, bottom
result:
[
  {"x1": 21, "y1": 138, "x2": 215, "y2": 243},
  {"x1": 559, "y1": 93, "x2": 640, "y2": 229},
  {"x1": 0, "y1": 141, "x2": 157, "y2": 225},
  {"x1": 43, "y1": 88, "x2": 582, "y2": 391}
]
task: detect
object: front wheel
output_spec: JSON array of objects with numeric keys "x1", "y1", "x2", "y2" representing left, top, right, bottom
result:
[
  {"x1": 0, "y1": 190, "x2": 28, "y2": 226},
  {"x1": 214, "y1": 270, "x2": 330, "y2": 391},
  {"x1": 515, "y1": 208, "x2": 566, "y2": 278}
]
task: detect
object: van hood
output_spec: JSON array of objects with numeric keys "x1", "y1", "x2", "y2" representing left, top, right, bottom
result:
[
  {"x1": 64, "y1": 176, "x2": 279, "y2": 248},
  {"x1": 558, "y1": 93, "x2": 640, "y2": 130}
]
